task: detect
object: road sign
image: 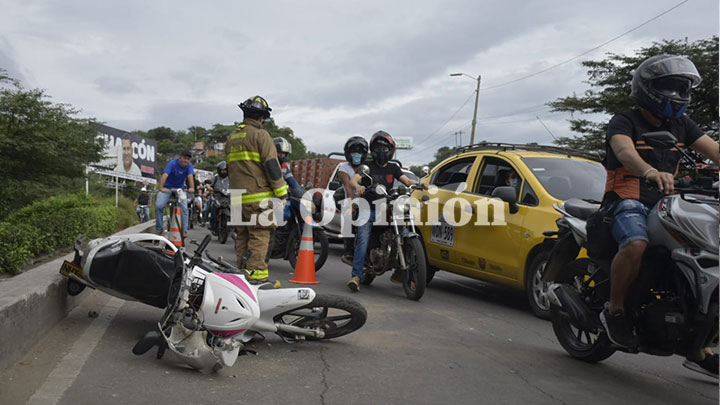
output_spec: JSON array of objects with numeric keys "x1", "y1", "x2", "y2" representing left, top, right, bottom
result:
[{"x1": 395, "y1": 137, "x2": 413, "y2": 150}]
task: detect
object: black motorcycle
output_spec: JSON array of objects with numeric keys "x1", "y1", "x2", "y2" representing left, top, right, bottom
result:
[
  {"x1": 213, "y1": 189, "x2": 231, "y2": 244},
  {"x1": 268, "y1": 194, "x2": 329, "y2": 271},
  {"x1": 355, "y1": 165, "x2": 428, "y2": 300}
]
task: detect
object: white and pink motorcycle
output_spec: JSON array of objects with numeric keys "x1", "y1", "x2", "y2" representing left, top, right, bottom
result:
[{"x1": 59, "y1": 233, "x2": 367, "y2": 372}]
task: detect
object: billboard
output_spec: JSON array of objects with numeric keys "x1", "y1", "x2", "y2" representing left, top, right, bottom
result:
[
  {"x1": 394, "y1": 136, "x2": 414, "y2": 150},
  {"x1": 90, "y1": 123, "x2": 158, "y2": 184}
]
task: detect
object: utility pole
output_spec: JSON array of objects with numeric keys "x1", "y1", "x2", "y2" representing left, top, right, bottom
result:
[
  {"x1": 450, "y1": 73, "x2": 481, "y2": 145},
  {"x1": 453, "y1": 131, "x2": 464, "y2": 147},
  {"x1": 470, "y1": 75, "x2": 481, "y2": 145}
]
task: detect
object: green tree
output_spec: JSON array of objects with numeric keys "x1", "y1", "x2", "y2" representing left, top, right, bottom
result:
[
  {"x1": 549, "y1": 37, "x2": 719, "y2": 154},
  {"x1": 263, "y1": 119, "x2": 322, "y2": 160},
  {"x1": 146, "y1": 126, "x2": 177, "y2": 143},
  {"x1": 207, "y1": 123, "x2": 235, "y2": 145},
  {"x1": 427, "y1": 146, "x2": 459, "y2": 169},
  {"x1": 0, "y1": 72, "x2": 103, "y2": 218}
]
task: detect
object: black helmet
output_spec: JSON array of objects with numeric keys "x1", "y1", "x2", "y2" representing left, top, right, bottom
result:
[
  {"x1": 274, "y1": 137, "x2": 292, "y2": 163},
  {"x1": 631, "y1": 55, "x2": 701, "y2": 119},
  {"x1": 216, "y1": 160, "x2": 228, "y2": 178},
  {"x1": 369, "y1": 131, "x2": 395, "y2": 165},
  {"x1": 344, "y1": 136, "x2": 368, "y2": 165},
  {"x1": 238, "y1": 95, "x2": 272, "y2": 119}
]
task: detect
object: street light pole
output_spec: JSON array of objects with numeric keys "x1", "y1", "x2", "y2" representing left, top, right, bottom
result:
[{"x1": 450, "y1": 72, "x2": 481, "y2": 145}]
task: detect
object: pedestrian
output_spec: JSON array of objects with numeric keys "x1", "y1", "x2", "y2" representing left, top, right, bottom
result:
[{"x1": 227, "y1": 96, "x2": 288, "y2": 283}]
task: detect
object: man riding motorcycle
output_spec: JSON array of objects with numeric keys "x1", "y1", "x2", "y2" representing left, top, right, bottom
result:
[
  {"x1": 598, "y1": 54, "x2": 719, "y2": 373},
  {"x1": 338, "y1": 136, "x2": 369, "y2": 265},
  {"x1": 208, "y1": 161, "x2": 229, "y2": 233},
  {"x1": 274, "y1": 137, "x2": 303, "y2": 198},
  {"x1": 346, "y1": 131, "x2": 421, "y2": 292}
]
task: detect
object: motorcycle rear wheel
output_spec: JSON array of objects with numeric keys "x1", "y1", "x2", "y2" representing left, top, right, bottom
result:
[
  {"x1": 402, "y1": 237, "x2": 427, "y2": 300},
  {"x1": 273, "y1": 294, "x2": 367, "y2": 340},
  {"x1": 550, "y1": 259, "x2": 615, "y2": 363},
  {"x1": 287, "y1": 227, "x2": 328, "y2": 272}
]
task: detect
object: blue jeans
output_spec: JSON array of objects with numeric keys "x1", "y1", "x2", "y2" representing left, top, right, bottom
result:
[
  {"x1": 611, "y1": 199, "x2": 650, "y2": 249},
  {"x1": 155, "y1": 191, "x2": 189, "y2": 234},
  {"x1": 136, "y1": 206, "x2": 150, "y2": 222},
  {"x1": 351, "y1": 209, "x2": 375, "y2": 279}
]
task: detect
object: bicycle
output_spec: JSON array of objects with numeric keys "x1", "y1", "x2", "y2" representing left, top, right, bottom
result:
[{"x1": 163, "y1": 188, "x2": 186, "y2": 245}]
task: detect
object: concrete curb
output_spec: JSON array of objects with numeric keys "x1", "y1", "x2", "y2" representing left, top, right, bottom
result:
[{"x1": 0, "y1": 221, "x2": 155, "y2": 372}]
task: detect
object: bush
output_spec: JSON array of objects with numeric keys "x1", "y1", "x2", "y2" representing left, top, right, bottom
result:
[{"x1": 0, "y1": 193, "x2": 120, "y2": 274}]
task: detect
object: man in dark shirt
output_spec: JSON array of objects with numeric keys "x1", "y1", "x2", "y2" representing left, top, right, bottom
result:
[
  {"x1": 346, "y1": 131, "x2": 420, "y2": 292},
  {"x1": 599, "y1": 55, "x2": 719, "y2": 357},
  {"x1": 134, "y1": 187, "x2": 151, "y2": 222}
]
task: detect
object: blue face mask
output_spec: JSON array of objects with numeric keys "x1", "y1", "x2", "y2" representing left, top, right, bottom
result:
[{"x1": 350, "y1": 153, "x2": 363, "y2": 165}]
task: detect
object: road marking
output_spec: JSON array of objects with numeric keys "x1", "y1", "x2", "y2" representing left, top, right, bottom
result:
[{"x1": 28, "y1": 297, "x2": 125, "y2": 405}]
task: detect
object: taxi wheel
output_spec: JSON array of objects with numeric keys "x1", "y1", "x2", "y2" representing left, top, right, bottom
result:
[{"x1": 525, "y1": 250, "x2": 552, "y2": 320}]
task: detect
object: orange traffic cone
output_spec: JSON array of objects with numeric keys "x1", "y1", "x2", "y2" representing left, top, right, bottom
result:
[
  {"x1": 289, "y1": 216, "x2": 319, "y2": 284},
  {"x1": 168, "y1": 207, "x2": 183, "y2": 248}
]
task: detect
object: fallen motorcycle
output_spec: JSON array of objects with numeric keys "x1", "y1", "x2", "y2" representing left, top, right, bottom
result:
[{"x1": 59, "y1": 233, "x2": 367, "y2": 372}]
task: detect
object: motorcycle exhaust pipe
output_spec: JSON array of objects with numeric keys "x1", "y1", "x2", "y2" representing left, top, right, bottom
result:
[
  {"x1": 548, "y1": 284, "x2": 597, "y2": 330},
  {"x1": 275, "y1": 323, "x2": 325, "y2": 339}
]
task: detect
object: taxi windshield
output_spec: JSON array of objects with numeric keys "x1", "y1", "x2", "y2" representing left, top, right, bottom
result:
[{"x1": 522, "y1": 157, "x2": 606, "y2": 202}]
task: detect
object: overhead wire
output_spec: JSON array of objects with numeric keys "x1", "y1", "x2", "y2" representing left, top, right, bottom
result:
[{"x1": 479, "y1": 0, "x2": 689, "y2": 91}]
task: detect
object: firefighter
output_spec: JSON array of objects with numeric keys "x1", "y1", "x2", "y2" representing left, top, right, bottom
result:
[{"x1": 226, "y1": 95, "x2": 288, "y2": 283}]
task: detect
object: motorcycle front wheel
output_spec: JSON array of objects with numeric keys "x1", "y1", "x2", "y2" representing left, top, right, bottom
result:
[
  {"x1": 287, "y1": 227, "x2": 329, "y2": 272},
  {"x1": 273, "y1": 294, "x2": 367, "y2": 340},
  {"x1": 550, "y1": 258, "x2": 615, "y2": 363},
  {"x1": 219, "y1": 216, "x2": 229, "y2": 244},
  {"x1": 402, "y1": 237, "x2": 427, "y2": 301}
]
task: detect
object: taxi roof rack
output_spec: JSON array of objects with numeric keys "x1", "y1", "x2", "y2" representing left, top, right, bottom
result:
[{"x1": 457, "y1": 142, "x2": 601, "y2": 161}]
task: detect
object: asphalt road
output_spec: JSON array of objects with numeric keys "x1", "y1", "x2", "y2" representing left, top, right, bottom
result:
[{"x1": 1, "y1": 225, "x2": 717, "y2": 404}]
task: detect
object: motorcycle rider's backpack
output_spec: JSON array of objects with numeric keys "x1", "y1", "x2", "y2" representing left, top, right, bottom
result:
[{"x1": 586, "y1": 201, "x2": 617, "y2": 260}]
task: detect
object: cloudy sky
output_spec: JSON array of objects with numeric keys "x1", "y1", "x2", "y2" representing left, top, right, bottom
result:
[{"x1": 1, "y1": 0, "x2": 717, "y2": 165}]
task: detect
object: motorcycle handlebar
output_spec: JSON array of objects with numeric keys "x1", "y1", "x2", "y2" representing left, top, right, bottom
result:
[{"x1": 196, "y1": 234, "x2": 212, "y2": 257}]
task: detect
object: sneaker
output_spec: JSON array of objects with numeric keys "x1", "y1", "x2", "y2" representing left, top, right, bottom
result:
[
  {"x1": 347, "y1": 277, "x2": 360, "y2": 292},
  {"x1": 599, "y1": 305, "x2": 638, "y2": 348},
  {"x1": 341, "y1": 254, "x2": 354, "y2": 266},
  {"x1": 683, "y1": 354, "x2": 719, "y2": 379},
  {"x1": 390, "y1": 270, "x2": 405, "y2": 283}
]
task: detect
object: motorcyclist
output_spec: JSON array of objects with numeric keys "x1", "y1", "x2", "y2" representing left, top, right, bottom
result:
[
  {"x1": 227, "y1": 96, "x2": 288, "y2": 283},
  {"x1": 274, "y1": 137, "x2": 304, "y2": 198},
  {"x1": 346, "y1": 131, "x2": 421, "y2": 292},
  {"x1": 134, "y1": 187, "x2": 151, "y2": 222},
  {"x1": 338, "y1": 136, "x2": 368, "y2": 265},
  {"x1": 209, "y1": 161, "x2": 229, "y2": 233},
  {"x1": 598, "y1": 55, "x2": 719, "y2": 357}
]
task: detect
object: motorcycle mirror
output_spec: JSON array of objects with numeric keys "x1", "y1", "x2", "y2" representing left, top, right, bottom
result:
[
  {"x1": 640, "y1": 131, "x2": 678, "y2": 150},
  {"x1": 374, "y1": 184, "x2": 387, "y2": 195},
  {"x1": 358, "y1": 164, "x2": 371, "y2": 178}
]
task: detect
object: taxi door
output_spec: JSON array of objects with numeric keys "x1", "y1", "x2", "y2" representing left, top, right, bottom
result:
[
  {"x1": 418, "y1": 156, "x2": 481, "y2": 277},
  {"x1": 449, "y1": 156, "x2": 534, "y2": 285}
]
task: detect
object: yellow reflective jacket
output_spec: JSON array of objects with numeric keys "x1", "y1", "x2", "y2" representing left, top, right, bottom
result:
[{"x1": 225, "y1": 118, "x2": 288, "y2": 204}]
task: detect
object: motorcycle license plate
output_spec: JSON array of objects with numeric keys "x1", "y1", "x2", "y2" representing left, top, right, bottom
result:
[
  {"x1": 59, "y1": 260, "x2": 83, "y2": 278},
  {"x1": 430, "y1": 219, "x2": 454, "y2": 247}
]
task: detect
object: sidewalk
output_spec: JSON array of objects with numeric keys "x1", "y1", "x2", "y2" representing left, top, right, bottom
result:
[{"x1": 0, "y1": 221, "x2": 155, "y2": 372}]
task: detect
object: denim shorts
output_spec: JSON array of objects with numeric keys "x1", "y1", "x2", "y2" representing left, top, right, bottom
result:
[{"x1": 611, "y1": 199, "x2": 651, "y2": 249}]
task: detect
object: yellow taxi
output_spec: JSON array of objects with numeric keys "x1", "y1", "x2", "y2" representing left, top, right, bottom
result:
[{"x1": 412, "y1": 143, "x2": 605, "y2": 318}]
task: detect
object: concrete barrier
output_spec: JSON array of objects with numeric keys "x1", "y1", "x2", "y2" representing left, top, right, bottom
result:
[{"x1": 0, "y1": 221, "x2": 155, "y2": 372}]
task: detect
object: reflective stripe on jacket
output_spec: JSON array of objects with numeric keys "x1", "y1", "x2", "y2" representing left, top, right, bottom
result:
[{"x1": 225, "y1": 118, "x2": 288, "y2": 204}]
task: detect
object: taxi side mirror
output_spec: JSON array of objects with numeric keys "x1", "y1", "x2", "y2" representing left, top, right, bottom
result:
[{"x1": 491, "y1": 186, "x2": 519, "y2": 214}]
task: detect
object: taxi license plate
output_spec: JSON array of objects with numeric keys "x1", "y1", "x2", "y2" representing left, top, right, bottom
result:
[
  {"x1": 59, "y1": 260, "x2": 83, "y2": 278},
  {"x1": 430, "y1": 220, "x2": 454, "y2": 247}
]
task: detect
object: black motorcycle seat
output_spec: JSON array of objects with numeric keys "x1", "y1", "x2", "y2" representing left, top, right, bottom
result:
[{"x1": 563, "y1": 198, "x2": 599, "y2": 220}]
